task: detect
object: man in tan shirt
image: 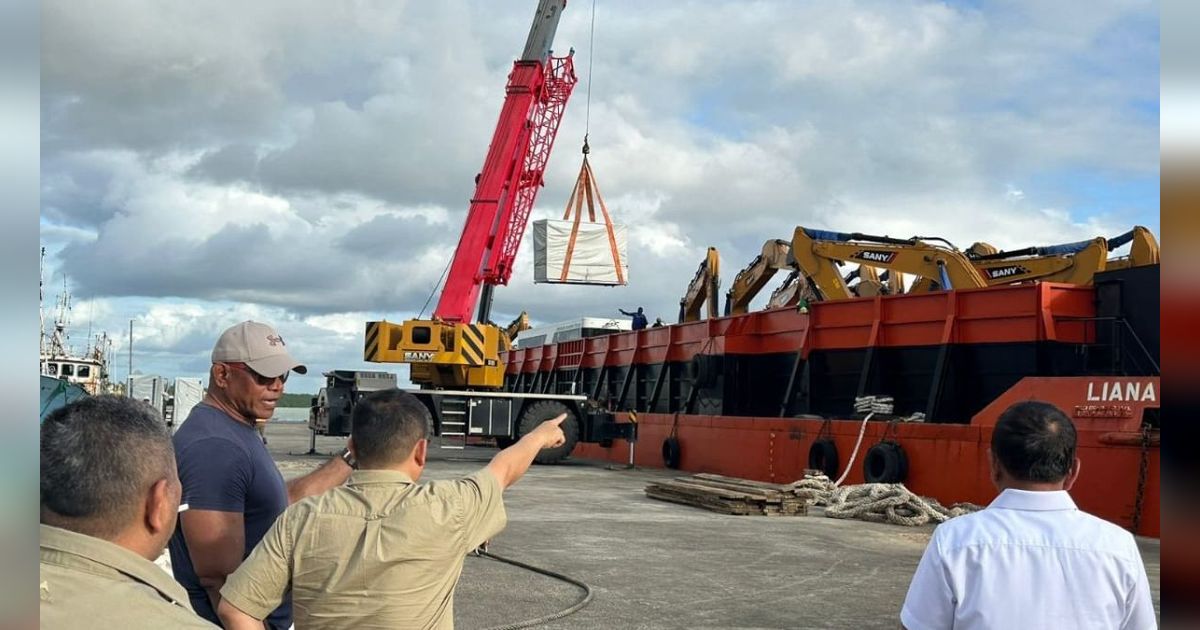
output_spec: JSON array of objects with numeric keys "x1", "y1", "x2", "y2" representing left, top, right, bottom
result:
[
  {"x1": 217, "y1": 389, "x2": 567, "y2": 629},
  {"x1": 40, "y1": 395, "x2": 215, "y2": 629}
]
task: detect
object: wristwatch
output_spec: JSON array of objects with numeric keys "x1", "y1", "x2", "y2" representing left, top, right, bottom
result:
[{"x1": 340, "y1": 447, "x2": 357, "y2": 469}]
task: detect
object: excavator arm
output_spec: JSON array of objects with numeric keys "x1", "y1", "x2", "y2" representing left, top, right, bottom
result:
[
  {"x1": 504, "y1": 311, "x2": 531, "y2": 342},
  {"x1": 968, "y1": 236, "x2": 1109, "y2": 285},
  {"x1": 908, "y1": 226, "x2": 1158, "y2": 293},
  {"x1": 723, "y1": 239, "x2": 791, "y2": 316},
  {"x1": 679, "y1": 247, "x2": 720, "y2": 323},
  {"x1": 845, "y1": 265, "x2": 904, "y2": 298},
  {"x1": 1104, "y1": 226, "x2": 1160, "y2": 270},
  {"x1": 789, "y1": 227, "x2": 987, "y2": 301}
]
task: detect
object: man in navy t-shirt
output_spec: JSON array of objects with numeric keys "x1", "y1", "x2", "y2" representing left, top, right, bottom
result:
[{"x1": 169, "y1": 321, "x2": 355, "y2": 629}]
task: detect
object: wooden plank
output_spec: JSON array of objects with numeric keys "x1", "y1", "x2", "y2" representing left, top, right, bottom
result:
[
  {"x1": 674, "y1": 477, "x2": 781, "y2": 500},
  {"x1": 660, "y1": 479, "x2": 759, "y2": 501},
  {"x1": 645, "y1": 475, "x2": 808, "y2": 517},
  {"x1": 692, "y1": 473, "x2": 797, "y2": 492}
]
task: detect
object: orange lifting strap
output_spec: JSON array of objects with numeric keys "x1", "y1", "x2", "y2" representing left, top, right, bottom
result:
[{"x1": 559, "y1": 151, "x2": 627, "y2": 284}]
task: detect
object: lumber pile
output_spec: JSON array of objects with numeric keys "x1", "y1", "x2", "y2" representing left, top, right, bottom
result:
[{"x1": 644, "y1": 473, "x2": 808, "y2": 516}]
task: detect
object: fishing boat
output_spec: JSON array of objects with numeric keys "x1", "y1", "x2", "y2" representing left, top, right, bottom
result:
[{"x1": 40, "y1": 248, "x2": 113, "y2": 397}]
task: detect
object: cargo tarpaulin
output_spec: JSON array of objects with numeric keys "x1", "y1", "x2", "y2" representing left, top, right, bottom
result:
[{"x1": 534, "y1": 219, "x2": 629, "y2": 284}]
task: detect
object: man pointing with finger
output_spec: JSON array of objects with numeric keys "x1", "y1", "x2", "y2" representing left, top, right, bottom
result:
[{"x1": 217, "y1": 389, "x2": 568, "y2": 630}]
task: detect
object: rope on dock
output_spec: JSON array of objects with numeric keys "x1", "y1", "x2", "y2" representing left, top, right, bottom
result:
[
  {"x1": 791, "y1": 473, "x2": 983, "y2": 527},
  {"x1": 825, "y1": 483, "x2": 982, "y2": 527}
]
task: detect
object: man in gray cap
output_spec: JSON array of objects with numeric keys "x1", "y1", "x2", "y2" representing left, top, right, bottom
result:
[{"x1": 168, "y1": 321, "x2": 354, "y2": 629}]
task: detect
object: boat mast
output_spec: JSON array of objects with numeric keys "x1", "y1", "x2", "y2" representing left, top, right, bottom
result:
[{"x1": 39, "y1": 247, "x2": 46, "y2": 357}]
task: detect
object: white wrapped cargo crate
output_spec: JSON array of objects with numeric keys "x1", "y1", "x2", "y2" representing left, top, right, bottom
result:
[{"x1": 533, "y1": 219, "x2": 629, "y2": 285}]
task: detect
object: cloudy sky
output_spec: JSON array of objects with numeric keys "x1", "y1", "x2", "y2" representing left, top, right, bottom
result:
[{"x1": 40, "y1": 0, "x2": 1159, "y2": 395}]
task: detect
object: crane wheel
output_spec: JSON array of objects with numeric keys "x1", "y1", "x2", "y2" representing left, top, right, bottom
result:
[
  {"x1": 518, "y1": 400, "x2": 580, "y2": 464},
  {"x1": 807, "y1": 439, "x2": 839, "y2": 479},
  {"x1": 863, "y1": 441, "x2": 908, "y2": 483}
]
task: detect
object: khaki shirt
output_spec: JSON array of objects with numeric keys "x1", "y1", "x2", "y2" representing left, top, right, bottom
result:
[
  {"x1": 221, "y1": 468, "x2": 506, "y2": 630},
  {"x1": 40, "y1": 524, "x2": 216, "y2": 629}
]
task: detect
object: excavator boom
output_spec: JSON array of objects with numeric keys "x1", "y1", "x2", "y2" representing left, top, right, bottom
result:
[
  {"x1": 679, "y1": 247, "x2": 720, "y2": 322},
  {"x1": 724, "y1": 239, "x2": 791, "y2": 315},
  {"x1": 789, "y1": 227, "x2": 987, "y2": 301}
]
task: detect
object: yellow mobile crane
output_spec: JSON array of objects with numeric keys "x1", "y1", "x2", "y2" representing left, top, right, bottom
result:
[
  {"x1": 723, "y1": 239, "x2": 792, "y2": 316},
  {"x1": 313, "y1": 2, "x2": 637, "y2": 465},
  {"x1": 679, "y1": 247, "x2": 721, "y2": 322},
  {"x1": 788, "y1": 227, "x2": 987, "y2": 301}
]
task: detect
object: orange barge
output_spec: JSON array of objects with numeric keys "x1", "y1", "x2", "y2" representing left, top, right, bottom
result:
[{"x1": 503, "y1": 265, "x2": 1160, "y2": 537}]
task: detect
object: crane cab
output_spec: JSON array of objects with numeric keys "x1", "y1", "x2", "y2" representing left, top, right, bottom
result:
[{"x1": 364, "y1": 319, "x2": 508, "y2": 389}]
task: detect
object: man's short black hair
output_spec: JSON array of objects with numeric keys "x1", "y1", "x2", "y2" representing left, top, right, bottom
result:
[
  {"x1": 351, "y1": 390, "x2": 431, "y2": 468},
  {"x1": 41, "y1": 396, "x2": 174, "y2": 538},
  {"x1": 991, "y1": 401, "x2": 1077, "y2": 483}
]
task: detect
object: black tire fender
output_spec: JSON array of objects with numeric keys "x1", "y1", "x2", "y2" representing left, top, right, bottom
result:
[
  {"x1": 688, "y1": 355, "x2": 721, "y2": 389},
  {"x1": 863, "y1": 441, "x2": 908, "y2": 483},
  {"x1": 662, "y1": 437, "x2": 682, "y2": 469},
  {"x1": 807, "y1": 438, "x2": 839, "y2": 479}
]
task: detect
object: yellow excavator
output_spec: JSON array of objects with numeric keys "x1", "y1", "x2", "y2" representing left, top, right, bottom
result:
[
  {"x1": 843, "y1": 266, "x2": 905, "y2": 298},
  {"x1": 766, "y1": 270, "x2": 805, "y2": 310},
  {"x1": 788, "y1": 227, "x2": 987, "y2": 301},
  {"x1": 504, "y1": 311, "x2": 531, "y2": 342},
  {"x1": 910, "y1": 226, "x2": 1160, "y2": 292},
  {"x1": 679, "y1": 247, "x2": 721, "y2": 322},
  {"x1": 1097, "y1": 225, "x2": 1159, "y2": 271},
  {"x1": 723, "y1": 239, "x2": 792, "y2": 316}
]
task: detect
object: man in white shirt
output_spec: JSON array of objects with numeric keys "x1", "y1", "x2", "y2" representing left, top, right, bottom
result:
[{"x1": 901, "y1": 400, "x2": 1156, "y2": 630}]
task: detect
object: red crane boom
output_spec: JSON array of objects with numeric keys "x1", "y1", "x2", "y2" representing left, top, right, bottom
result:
[{"x1": 435, "y1": 1, "x2": 577, "y2": 324}]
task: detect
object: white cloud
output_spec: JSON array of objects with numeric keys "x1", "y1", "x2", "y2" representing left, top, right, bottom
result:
[{"x1": 40, "y1": 0, "x2": 1159, "y2": 392}]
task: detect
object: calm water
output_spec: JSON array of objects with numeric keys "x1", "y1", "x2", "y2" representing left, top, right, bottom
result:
[{"x1": 271, "y1": 406, "x2": 310, "y2": 423}]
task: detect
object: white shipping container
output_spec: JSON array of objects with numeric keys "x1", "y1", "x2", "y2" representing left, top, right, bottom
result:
[
  {"x1": 173, "y1": 377, "x2": 204, "y2": 423},
  {"x1": 533, "y1": 219, "x2": 629, "y2": 285},
  {"x1": 127, "y1": 374, "x2": 166, "y2": 413}
]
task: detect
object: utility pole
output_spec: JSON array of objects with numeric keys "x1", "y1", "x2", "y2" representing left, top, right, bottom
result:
[{"x1": 128, "y1": 319, "x2": 133, "y2": 394}]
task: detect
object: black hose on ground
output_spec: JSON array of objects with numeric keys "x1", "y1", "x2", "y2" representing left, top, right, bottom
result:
[{"x1": 475, "y1": 549, "x2": 594, "y2": 630}]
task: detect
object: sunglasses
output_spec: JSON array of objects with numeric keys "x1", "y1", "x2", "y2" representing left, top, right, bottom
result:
[{"x1": 223, "y1": 362, "x2": 289, "y2": 386}]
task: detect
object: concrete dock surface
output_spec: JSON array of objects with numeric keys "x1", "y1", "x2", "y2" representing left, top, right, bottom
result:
[{"x1": 265, "y1": 421, "x2": 1161, "y2": 630}]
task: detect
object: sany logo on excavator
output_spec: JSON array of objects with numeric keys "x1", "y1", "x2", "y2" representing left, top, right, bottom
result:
[
  {"x1": 403, "y1": 351, "x2": 435, "y2": 362},
  {"x1": 852, "y1": 250, "x2": 897, "y2": 264},
  {"x1": 984, "y1": 265, "x2": 1030, "y2": 279}
]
